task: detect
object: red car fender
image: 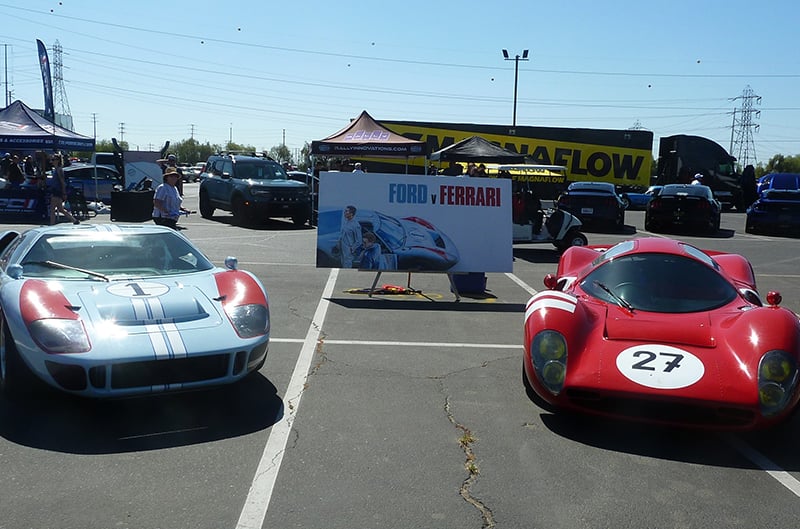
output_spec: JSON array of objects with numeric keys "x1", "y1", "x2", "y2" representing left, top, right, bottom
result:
[
  {"x1": 213, "y1": 270, "x2": 268, "y2": 309},
  {"x1": 524, "y1": 291, "x2": 600, "y2": 383},
  {"x1": 20, "y1": 279, "x2": 80, "y2": 324}
]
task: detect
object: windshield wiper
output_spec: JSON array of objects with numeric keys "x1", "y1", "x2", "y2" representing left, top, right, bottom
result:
[
  {"x1": 593, "y1": 280, "x2": 634, "y2": 312},
  {"x1": 24, "y1": 260, "x2": 110, "y2": 282}
]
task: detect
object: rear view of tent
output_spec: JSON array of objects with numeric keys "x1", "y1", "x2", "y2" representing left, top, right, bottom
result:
[{"x1": 0, "y1": 100, "x2": 95, "y2": 151}]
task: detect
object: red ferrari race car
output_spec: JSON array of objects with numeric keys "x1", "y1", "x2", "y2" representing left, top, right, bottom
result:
[{"x1": 523, "y1": 237, "x2": 800, "y2": 430}]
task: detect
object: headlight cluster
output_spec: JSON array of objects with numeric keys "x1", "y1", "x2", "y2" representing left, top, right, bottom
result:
[
  {"x1": 226, "y1": 304, "x2": 270, "y2": 338},
  {"x1": 758, "y1": 350, "x2": 798, "y2": 417},
  {"x1": 530, "y1": 330, "x2": 567, "y2": 395},
  {"x1": 28, "y1": 319, "x2": 91, "y2": 354}
]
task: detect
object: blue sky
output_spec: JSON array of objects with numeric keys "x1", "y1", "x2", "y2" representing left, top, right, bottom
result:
[{"x1": 0, "y1": 0, "x2": 797, "y2": 165}]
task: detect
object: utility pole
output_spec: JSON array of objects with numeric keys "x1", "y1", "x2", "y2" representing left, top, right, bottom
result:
[
  {"x1": 729, "y1": 85, "x2": 761, "y2": 168},
  {"x1": 92, "y1": 113, "x2": 97, "y2": 140},
  {"x1": 52, "y1": 40, "x2": 72, "y2": 129},
  {"x1": 190, "y1": 124, "x2": 195, "y2": 139},
  {"x1": 118, "y1": 122, "x2": 125, "y2": 143}
]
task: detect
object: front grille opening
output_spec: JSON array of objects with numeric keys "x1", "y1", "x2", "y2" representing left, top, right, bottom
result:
[{"x1": 110, "y1": 354, "x2": 229, "y2": 389}]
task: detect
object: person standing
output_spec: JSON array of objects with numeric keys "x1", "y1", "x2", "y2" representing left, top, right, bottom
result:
[
  {"x1": 159, "y1": 154, "x2": 184, "y2": 196},
  {"x1": 338, "y1": 205, "x2": 361, "y2": 268},
  {"x1": 5, "y1": 154, "x2": 25, "y2": 188},
  {"x1": 740, "y1": 164, "x2": 758, "y2": 209},
  {"x1": 352, "y1": 162, "x2": 365, "y2": 173},
  {"x1": 152, "y1": 167, "x2": 185, "y2": 229},
  {"x1": 691, "y1": 173, "x2": 704, "y2": 185},
  {"x1": 49, "y1": 153, "x2": 79, "y2": 225}
]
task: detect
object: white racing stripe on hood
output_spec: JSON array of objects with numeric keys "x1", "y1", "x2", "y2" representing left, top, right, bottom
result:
[{"x1": 130, "y1": 292, "x2": 188, "y2": 359}]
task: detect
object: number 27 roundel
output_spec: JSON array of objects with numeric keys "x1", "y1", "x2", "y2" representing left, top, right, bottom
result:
[{"x1": 616, "y1": 344, "x2": 704, "y2": 390}]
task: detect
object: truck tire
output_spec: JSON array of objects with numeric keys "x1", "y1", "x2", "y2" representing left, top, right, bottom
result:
[{"x1": 199, "y1": 192, "x2": 214, "y2": 219}]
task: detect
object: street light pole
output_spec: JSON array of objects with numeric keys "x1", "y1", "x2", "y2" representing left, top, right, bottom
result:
[{"x1": 502, "y1": 49, "x2": 529, "y2": 127}]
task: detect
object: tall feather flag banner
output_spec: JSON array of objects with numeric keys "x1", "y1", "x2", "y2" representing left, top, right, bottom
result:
[{"x1": 36, "y1": 39, "x2": 55, "y2": 123}]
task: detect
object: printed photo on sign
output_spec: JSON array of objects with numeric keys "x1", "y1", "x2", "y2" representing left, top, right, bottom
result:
[{"x1": 316, "y1": 172, "x2": 512, "y2": 273}]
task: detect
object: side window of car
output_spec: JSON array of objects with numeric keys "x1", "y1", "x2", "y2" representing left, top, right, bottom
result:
[{"x1": 222, "y1": 160, "x2": 233, "y2": 177}]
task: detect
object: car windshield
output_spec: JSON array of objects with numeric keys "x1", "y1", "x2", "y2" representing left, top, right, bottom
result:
[
  {"x1": 235, "y1": 162, "x2": 288, "y2": 180},
  {"x1": 19, "y1": 232, "x2": 215, "y2": 279},
  {"x1": 373, "y1": 212, "x2": 406, "y2": 250},
  {"x1": 579, "y1": 252, "x2": 738, "y2": 313}
]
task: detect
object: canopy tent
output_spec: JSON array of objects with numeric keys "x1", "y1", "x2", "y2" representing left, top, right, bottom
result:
[
  {"x1": 430, "y1": 135, "x2": 525, "y2": 163},
  {"x1": 311, "y1": 110, "x2": 427, "y2": 159},
  {"x1": 0, "y1": 100, "x2": 95, "y2": 151}
]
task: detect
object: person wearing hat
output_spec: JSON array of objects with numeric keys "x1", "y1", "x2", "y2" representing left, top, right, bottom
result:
[
  {"x1": 152, "y1": 167, "x2": 185, "y2": 229},
  {"x1": 691, "y1": 173, "x2": 704, "y2": 185},
  {"x1": 158, "y1": 153, "x2": 184, "y2": 196}
]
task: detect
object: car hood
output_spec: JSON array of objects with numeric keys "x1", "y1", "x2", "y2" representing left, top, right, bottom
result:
[
  {"x1": 72, "y1": 279, "x2": 225, "y2": 335},
  {"x1": 605, "y1": 308, "x2": 714, "y2": 347}
]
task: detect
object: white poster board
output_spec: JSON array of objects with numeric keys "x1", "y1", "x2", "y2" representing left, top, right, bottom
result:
[{"x1": 316, "y1": 172, "x2": 512, "y2": 273}]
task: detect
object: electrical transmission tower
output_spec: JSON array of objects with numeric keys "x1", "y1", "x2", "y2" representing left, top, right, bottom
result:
[
  {"x1": 51, "y1": 40, "x2": 73, "y2": 130},
  {"x1": 729, "y1": 85, "x2": 760, "y2": 168}
]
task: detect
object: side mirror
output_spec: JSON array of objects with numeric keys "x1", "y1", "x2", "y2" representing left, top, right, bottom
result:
[{"x1": 543, "y1": 274, "x2": 559, "y2": 290}]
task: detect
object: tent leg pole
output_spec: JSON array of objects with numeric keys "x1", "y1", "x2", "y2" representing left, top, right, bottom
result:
[{"x1": 368, "y1": 271, "x2": 382, "y2": 298}]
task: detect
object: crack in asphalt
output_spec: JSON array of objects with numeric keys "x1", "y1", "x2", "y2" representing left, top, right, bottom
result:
[{"x1": 444, "y1": 391, "x2": 496, "y2": 529}]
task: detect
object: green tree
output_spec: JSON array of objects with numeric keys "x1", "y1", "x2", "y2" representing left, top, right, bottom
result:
[
  {"x1": 268, "y1": 144, "x2": 291, "y2": 164},
  {"x1": 762, "y1": 154, "x2": 800, "y2": 175}
]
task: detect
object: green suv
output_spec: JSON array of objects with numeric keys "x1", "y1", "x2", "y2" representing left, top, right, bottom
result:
[{"x1": 198, "y1": 153, "x2": 312, "y2": 226}]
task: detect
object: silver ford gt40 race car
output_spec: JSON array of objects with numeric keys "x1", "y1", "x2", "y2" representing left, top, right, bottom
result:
[{"x1": 0, "y1": 223, "x2": 270, "y2": 398}]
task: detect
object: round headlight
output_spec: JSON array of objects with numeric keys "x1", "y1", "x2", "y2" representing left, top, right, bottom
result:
[
  {"x1": 542, "y1": 360, "x2": 566, "y2": 386},
  {"x1": 759, "y1": 382, "x2": 786, "y2": 410},
  {"x1": 537, "y1": 331, "x2": 566, "y2": 360},
  {"x1": 760, "y1": 356, "x2": 793, "y2": 383}
]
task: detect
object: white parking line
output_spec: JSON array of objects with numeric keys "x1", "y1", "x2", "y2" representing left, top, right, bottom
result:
[
  {"x1": 726, "y1": 435, "x2": 800, "y2": 497},
  {"x1": 235, "y1": 268, "x2": 339, "y2": 529}
]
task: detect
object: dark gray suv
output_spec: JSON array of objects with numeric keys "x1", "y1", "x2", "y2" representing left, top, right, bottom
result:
[{"x1": 198, "y1": 153, "x2": 312, "y2": 226}]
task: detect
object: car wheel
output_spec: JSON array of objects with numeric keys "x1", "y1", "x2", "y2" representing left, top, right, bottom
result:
[
  {"x1": 232, "y1": 196, "x2": 251, "y2": 227},
  {"x1": 199, "y1": 192, "x2": 214, "y2": 219},
  {"x1": 1, "y1": 317, "x2": 38, "y2": 399}
]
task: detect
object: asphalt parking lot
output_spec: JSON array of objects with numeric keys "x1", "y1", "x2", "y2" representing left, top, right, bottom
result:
[{"x1": 3, "y1": 182, "x2": 800, "y2": 529}]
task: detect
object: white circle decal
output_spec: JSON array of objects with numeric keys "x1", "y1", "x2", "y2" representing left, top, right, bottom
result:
[
  {"x1": 616, "y1": 344, "x2": 704, "y2": 389},
  {"x1": 106, "y1": 281, "x2": 169, "y2": 298}
]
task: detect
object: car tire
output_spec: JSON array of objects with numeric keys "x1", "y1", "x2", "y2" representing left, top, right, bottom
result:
[
  {"x1": 199, "y1": 192, "x2": 214, "y2": 219},
  {"x1": 1, "y1": 317, "x2": 38, "y2": 399},
  {"x1": 232, "y1": 196, "x2": 251, "y2": 227}
]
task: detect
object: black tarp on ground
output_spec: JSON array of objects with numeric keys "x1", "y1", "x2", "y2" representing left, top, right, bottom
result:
[
  {"x1": 0, "y1": 100, "x2": 95, "y2": 151},
  {"x1": 429, "y1": 135, "x2": 525, "y2": 163}
]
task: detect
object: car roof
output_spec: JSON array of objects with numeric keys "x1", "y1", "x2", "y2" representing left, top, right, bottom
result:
[
  {"x1": 661, "y1": 183, "x2": 711, "y2": 196},
  {"x1": 766, "y1": 173, "x2": 800, "y2": 190},
  {"x1": 568, "y1": 181, "x2": 615, "y2": 191}
]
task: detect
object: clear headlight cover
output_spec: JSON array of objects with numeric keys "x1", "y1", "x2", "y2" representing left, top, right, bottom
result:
[
  {"x1": 758, "y1": 350, "x2": 798, "y2": 416},
  {"x1": 28, "y1": 319, "x2": 91, "y2": 354},
  {"x1": 531, "y1": 330, "x2": 567, "y2": 395},
  {"x1": 226, "y1": 303, "x2": 270, "y2": 338}
]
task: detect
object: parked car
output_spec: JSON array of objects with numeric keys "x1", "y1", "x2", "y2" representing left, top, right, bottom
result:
[
  {"x1": 181, "y1": 165, "x2": 202, "y2": 182},
  {"x1": 199, "y1": 153, "x2": 312, "y2": 226},
  {"x1": 645, "y1": 183, "x2": 721, "y2": 234},
  {"x1": 555, "y1": 181, "x2": 626, "y2": 230},
  {"x1": 316, "y1": 208, "x2": 459, "y2": 271},
  {"x1": 61, "y1": 164, "x2": 123, "y2": 203},
  {"x1": 523, "y1": 237, "x2": 800, "y2": 430},
  {"x1": 745, "y1": 187, "x2": 800, "y2": 235},
  {"x1": 756, "y1": 172, "x2": 800, "y2": 196},
  {"x1": 623, "y1": 185, "x2": 662, "y2": 210},
  {"x1": 0, "y1": 223, "x2": 270, "y2": 398}
]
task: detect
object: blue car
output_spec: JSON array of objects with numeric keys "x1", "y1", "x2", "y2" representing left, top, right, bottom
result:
[
  {"x1": 746, "y1": 187, "x2": 800, "y2": 236},
  {"x1": 623, "y1": 185, "x2": 662, "y2": 210},
  {"x1": 756, "y1": 173, "x2": 800, "y2": 196}
]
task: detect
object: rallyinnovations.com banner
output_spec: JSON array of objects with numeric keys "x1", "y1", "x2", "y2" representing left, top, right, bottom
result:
[{"x1": 316, "y1": 172, "x2": 512, "y2": 273}]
